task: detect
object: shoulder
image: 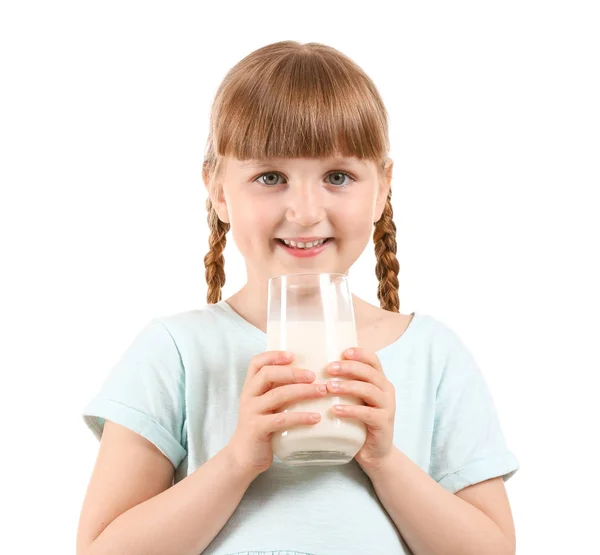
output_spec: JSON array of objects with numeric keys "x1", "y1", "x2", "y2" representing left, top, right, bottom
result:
[
  {"x1": 381, "y1": 308, "x2": 413, "y2": 329},
  {"x1": 374, "y1": 309, "x2": 415, "y2": 339},
  {"x1": 366, "y1": 303, "x2": 467, "y2": 358},
  {"x1": 150, "y1": 302, "x2": 261, "y2": 365},
  {"x1": 155, "y1": 302, "x2": 229, "y2": 333},
  {"x1": 150, "y1": 302, "x2": 239, "y2": 350},
  {"x1": 356, "y1": 299, "x2": 436, "y2": 355},
  {"x1": 365, "y1": 303, "x2": 442, "y2": 339}
]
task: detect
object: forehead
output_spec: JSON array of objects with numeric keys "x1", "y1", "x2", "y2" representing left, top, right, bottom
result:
[{"x1": 233, "y1": 156, "x2": 370, "y2": 170}]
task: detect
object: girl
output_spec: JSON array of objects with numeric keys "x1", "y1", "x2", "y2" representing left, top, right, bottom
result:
[{"x1": 78, "y1": 41, "x2": 519, "y2": 555}]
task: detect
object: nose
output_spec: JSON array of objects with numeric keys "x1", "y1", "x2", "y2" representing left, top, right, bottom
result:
[{"x1": 285, "y1": 183, "x2": 326, "y2": 228}]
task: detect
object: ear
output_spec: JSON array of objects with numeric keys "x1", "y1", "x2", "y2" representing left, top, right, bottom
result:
[
  {"x1": 374, "y1": 158, "x2": 393, "y2": 223},
  {"x1": 203, "y1": 162, "x2": 230, "y2": 224}
]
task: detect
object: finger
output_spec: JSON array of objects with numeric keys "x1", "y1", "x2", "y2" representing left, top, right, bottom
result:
[
  {"x1": 261, "y1": 411, "x2": 321, "y2": 437},
  {"x1": 248, "y1": 365, "x2": 316, "y2": 397},
  {"x1": 342, "y1": 347, "x2": 383, "y2": 373},
  {"x1": 244, "y1": 350, "x2": 294, "y2": 387},
  {"x1": 332, "y1": 404, "x2": 386, "y2": 429},
  {"x1": 327, "y1": 379, "x2": 386, "y2": 408},
  {"x1": 326, "y1": 360, "x2": 388, "y2": 391},
  {"x1": 257, "y1": 382, "x2": 328, "y2": 413}
]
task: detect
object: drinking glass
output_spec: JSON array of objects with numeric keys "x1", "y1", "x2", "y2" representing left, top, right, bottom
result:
[{"x1": 267, "y1": 272, "x2": 367, "y2": 466}]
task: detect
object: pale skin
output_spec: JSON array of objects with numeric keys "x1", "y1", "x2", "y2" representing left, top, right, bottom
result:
[
  {"x1": 76, "y1": 155, "x2": 516, "y2": 555},
  {"x1": 208, "y1": 155, "x2": 517, "y2": 554}
]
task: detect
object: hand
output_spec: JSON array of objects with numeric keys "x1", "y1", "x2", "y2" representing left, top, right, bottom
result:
[
  {"x1": 226, "y1": 350, "x2": 328, "y2": 479},
  {"x1": 326, "y1": 347, "x2": 396, "y2": 473}
]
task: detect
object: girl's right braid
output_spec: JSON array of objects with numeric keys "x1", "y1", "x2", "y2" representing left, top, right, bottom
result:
[{"x1": 203, "y1": 196, "x2": 230, "y2": 304}]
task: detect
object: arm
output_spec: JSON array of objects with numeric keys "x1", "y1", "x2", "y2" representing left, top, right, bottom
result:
[
  {"x1": 364, "y1": 446, "x2": 516, "y2": 555},
  {"x1": 78, "y1": 421, "x2": 257, "y2": 555}
]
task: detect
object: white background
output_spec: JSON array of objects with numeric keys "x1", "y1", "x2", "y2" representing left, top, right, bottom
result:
[{"x1": 1, "y1": 1, "x2": 598, "y2": 553}]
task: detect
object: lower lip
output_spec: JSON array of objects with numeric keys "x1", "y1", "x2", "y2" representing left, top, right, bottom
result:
[{"x1": 276, "y1": 239, "x2": 332, "y2": 258}]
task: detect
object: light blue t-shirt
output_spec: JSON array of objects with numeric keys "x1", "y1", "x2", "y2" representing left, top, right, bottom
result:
[{"x1": 82, "y1": 300, "x2": 519, "y2": 555}]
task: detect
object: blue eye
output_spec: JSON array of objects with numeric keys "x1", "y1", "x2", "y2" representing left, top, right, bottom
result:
[{"x1": 255, "y1": 171, "x2": 354, "y2": 188}]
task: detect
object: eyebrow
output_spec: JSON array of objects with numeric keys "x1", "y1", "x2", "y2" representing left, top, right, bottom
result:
[{"x1": 239, "y1": 161, "x2": 275, "y2": 169}]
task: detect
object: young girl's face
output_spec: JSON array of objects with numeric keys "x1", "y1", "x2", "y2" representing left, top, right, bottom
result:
[{"x1": 211, "y1": 155, "x2": 391, "y2": 283}]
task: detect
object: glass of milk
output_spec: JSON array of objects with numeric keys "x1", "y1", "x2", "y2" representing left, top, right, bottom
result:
[{"x1": 267, "y1": 272, "x2": 367, "y2": 466}]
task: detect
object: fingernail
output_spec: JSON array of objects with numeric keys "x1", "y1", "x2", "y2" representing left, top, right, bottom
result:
[
  {"x1": 329, "y1": 380, "x2": 341, "y2": 390},
  {"x1": 317, "y1": 384, "x2": 327, "y2": 393},
  {"x1": 345, "y1": 348, "x2": 355, "y2": 357},
  {"x1": 329, "y1": 362, "x2": 341, "y2": 371}
]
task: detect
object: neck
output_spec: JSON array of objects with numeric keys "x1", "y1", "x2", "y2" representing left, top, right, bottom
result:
[
  {"x1": 225, "y1": 282, "x2": 270, "y2": 333},
  {"x1": 223, "y1": 281, "x2": 375, "y2": 335}
]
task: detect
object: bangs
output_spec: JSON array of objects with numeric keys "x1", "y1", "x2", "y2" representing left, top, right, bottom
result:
[{"x1": 207, "y1": 42, "x2": 389, "y2": 171}]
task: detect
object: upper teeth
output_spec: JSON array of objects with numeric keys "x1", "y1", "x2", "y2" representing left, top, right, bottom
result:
[{"x1": 282, "y1": 238, "x2": 327, "y2": 249}]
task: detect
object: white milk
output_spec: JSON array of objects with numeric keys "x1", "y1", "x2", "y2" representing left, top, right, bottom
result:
[{"x1": 267, "y1": 319, "x2": 367, "y2": 466}]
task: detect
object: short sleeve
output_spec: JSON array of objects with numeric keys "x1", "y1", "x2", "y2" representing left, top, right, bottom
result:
[
  {"x1": 429, "y1": 325, "x2": 520, "y2": 494},
  {"x1": 82, "y1": 318, "x2": 187, "y2": 469}
]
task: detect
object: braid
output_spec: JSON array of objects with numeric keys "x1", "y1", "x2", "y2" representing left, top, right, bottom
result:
[
  {"x1": 203, "y1": 196, "x2": 230, "y2": 304},
  {"x1": 373, "y1": 190, "x2": 400, "y2": 312}
]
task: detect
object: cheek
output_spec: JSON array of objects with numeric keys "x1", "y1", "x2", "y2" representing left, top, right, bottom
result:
[
  {"x1": 229, "y1": 204, "x2": 276, "y2": 251},
  {"x1": 333, "y1": 198, "x2": 376, "y2": 238}
]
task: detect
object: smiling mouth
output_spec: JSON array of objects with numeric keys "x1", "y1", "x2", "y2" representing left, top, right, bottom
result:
[{"x1": 276, "y1": 238, "x2": 333, "y2": 250}]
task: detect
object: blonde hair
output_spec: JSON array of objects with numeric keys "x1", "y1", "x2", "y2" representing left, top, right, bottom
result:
[{"x1": 202, "y1": 41, "x2": 400, "y2": 312}]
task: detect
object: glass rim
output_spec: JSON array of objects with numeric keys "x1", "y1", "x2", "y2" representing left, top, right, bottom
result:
[{"x1": 268, "y1": 272, "x2": 348, "y2": 284}]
